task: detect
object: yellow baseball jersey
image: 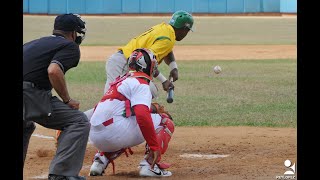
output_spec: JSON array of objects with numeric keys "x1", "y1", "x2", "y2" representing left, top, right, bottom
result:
[{"x1": 119, "y1": 22, "x2": 176, "y2": 65}]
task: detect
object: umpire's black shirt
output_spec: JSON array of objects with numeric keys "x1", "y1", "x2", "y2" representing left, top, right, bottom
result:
[{"x1": 23, "y1": 34, "x2": 80, "y2": 90}]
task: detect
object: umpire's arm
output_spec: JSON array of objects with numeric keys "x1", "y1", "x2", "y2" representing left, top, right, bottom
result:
[{"x1": 48, "y1": 63, "x2": 71, "y2": 103}]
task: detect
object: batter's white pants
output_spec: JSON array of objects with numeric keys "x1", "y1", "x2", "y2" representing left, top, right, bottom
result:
[{"x1": 104, "y1": 51, "x2": 127, "y2": 94}]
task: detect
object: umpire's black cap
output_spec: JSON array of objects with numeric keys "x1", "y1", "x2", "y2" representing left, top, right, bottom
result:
[{"x1": 54, "y1": 13, "x2": 86, "y2": 34}]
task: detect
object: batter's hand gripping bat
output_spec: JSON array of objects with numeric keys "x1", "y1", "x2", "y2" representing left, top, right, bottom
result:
[{"x1": 166, "y1": 77, "x2": 174, "y2": 103}]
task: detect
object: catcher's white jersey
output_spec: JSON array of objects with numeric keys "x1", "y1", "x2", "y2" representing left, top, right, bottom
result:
[
  {"x1": 90, "y1": 77, "x2": 152, "y2": 126},
  {"x1": 89, "y1": 77, "x2": 161, "y2": 152}
]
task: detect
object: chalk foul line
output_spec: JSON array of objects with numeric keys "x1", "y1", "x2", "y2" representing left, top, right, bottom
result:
[{"x1": 180, "y1": 153, "x2": 229, "y2": 159}]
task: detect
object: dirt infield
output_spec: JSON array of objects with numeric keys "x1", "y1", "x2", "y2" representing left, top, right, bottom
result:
[
  {"x1": 24, "y1": 125, "x2": 296, "y2": 180},
  {"x1": 80, "y1": 45, "x2": 296, "y2": 61},
  {"x1": 24, "y1": 44, "x2": 297, "y2": 179}
]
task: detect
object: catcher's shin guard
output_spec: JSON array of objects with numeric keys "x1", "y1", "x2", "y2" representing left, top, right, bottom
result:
[
  {"x1": 145, "y1": 113, "x2": 175, "y2": 169},
  {"x1": 156, "y1": 114, "x2": 175, "y2": 154}
]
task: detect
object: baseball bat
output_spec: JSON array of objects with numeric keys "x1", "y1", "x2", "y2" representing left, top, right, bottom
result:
[{"x1": 166, "y1": 77, "x2": 174, "y2": 103}]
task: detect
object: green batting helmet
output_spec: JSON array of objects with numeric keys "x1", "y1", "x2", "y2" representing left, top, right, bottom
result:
[{"x1": 169, "y1": 10, "x2": 194, "y2": 31}]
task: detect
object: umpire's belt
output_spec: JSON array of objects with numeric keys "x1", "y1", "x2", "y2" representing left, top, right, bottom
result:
[{"x1": 23, "y1": 81, "x2": 36, "y2": 89}]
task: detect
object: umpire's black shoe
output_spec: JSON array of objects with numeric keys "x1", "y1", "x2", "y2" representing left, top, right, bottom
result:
[{"x1": 48, "y1": 174, "x2": 86, "y2": 180}]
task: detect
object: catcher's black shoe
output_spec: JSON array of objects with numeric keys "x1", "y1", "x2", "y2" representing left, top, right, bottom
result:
[{"x1": 48, "y1": 174, "x2": 86, "y2": 180}]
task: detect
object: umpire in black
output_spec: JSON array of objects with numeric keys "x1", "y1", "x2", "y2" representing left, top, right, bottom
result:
[{"x1": 23, "y1": 14, "x2": 90, "y2": 180}]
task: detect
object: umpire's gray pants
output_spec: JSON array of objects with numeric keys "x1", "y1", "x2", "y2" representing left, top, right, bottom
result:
[{"x1": 23, "y1": 96, "x2": 90, "y2": 177}]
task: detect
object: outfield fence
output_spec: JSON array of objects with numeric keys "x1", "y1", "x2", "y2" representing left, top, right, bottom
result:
[{"x1": 23, "y1": 0, "x2": 296, "y2": 15}]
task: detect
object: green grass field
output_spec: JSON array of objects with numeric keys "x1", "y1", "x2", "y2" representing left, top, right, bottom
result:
[
  {"x1": 23, "y1": 16, "x2": 297, "y2": 45},
  {"x1": 24, "y1": 15, "x2": 297, "y2": 128}
]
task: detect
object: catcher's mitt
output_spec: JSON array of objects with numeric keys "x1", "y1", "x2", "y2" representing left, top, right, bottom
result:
[{"x1": 151, "y1": 102, "x2": 173, "y2": 120}]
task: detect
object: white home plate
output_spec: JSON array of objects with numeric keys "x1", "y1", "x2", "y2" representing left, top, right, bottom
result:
[
  {"x1": 180, "y1": 153, "x2": 229, "y2": 159},
  {"x1": 32, "y1": 134, "x2": 54, "y2": 139}
]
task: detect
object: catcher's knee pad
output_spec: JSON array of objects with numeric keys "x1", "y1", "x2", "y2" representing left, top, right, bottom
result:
[{"x1": 156, "y1": 114, "x2": 175, "y2": 154}]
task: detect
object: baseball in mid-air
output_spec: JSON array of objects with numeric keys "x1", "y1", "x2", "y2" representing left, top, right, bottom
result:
[{"x1": 213, "y1": 65, "x2": 222, "y2": 74}]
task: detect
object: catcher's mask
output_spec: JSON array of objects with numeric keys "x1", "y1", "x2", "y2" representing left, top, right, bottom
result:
[
  {"x1": 128, "y1": 48, "x2": 158, "y2": 78},
  {"x1": 54, "y1": 13, "x2": 87, "y2": 45}
]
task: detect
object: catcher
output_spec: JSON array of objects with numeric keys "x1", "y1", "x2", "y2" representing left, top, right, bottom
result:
[
  {"x1": 89, "y1": 101, "x2": 174, "y2": 177},
  {"x1": 88, "y1": 48, "x2": 175, "y2": 177}
]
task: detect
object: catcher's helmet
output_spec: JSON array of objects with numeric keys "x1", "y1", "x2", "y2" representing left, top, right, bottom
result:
[
  {"x1": 128, "y1": 48, "x2": 158, "y2": 78},
  {"x1": 169, "y1": 10, "x2": 194, "y2": 31}
]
